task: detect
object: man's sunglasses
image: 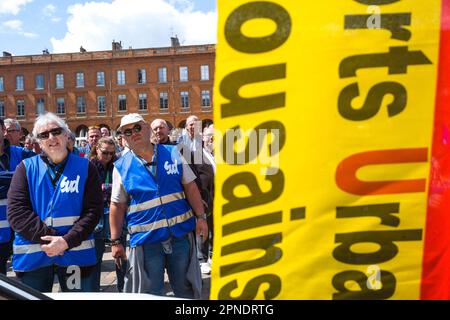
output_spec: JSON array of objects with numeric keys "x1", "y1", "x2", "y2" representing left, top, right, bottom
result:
[
  {"x1": 122, "y1": 124, "x2": 142, "y2": 137},
  {"x1": 100, "y1": 149, "x2": 115, "y2": 156},
  {"x1": 37, "y1": 127, "x2": 63, "y2": 140}
]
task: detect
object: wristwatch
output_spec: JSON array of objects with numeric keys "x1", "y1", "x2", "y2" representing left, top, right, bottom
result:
[
  {"x1": 196, "y1": 213, "x2": 207, "y2": 221},
  {"x1": 110, "y1": 238, "x2": 122, "y2": 246}
]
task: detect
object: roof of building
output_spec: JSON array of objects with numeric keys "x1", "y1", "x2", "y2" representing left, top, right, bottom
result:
[{"x1": 0, "y1": 43, "x2": 216, "y2": 66}]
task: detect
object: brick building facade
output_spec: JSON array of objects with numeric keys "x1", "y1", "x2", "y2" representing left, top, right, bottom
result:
[{"x1": 0, "y1": 41, "x2": 214, "y2": 138}]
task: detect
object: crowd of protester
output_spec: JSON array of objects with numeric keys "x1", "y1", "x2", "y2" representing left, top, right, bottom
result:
[{"x1": 0, "y1": 113, "x2": 215, "y2": 298}]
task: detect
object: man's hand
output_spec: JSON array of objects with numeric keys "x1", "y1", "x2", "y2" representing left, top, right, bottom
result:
[
  {"x1": 112, "y1": 243, "x2": 127, "y2": 260},
  {"x1": 196, "y1": 219, "x2": 208, "y2": 243},
  {"x1": 41, "y1": 236, "x2": 69, "y2": 257}
]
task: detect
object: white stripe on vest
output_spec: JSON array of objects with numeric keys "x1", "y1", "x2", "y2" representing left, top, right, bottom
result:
[
  {"x1": 128, "y1": 209, "x2": 193, "y2": 234},
  {"x1": 13, "y1": 239, "x2": 95, "y2": 255},
  {"x1": 127, "y1": 191, "x2": 186, "y2": 215},
  {"x1": 0, "y1": 198, "x2": 9, "y2": 229},
  {"x1": 0, "y1": 220, "x2": 9, "y2": 228},
  {"x1": 44, "y1": 216, "x2": 79, "y2": 228}
]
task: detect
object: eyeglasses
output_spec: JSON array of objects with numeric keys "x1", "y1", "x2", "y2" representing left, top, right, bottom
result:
[
  {"x1": 37, "y1": 127, "x2": 63, "y2": 140},
  {"x1": 6, "y1": 128, "x2": 20, "y2": 133},
  {"x1": 100, "y1": 149, "x2": 115, "y2": 156},
  {"x1": 122, "y1": 124, "x2": 142, "y2": 137}
]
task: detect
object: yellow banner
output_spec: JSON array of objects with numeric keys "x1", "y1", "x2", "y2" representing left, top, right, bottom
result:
[{"x1": 211, "y1": 0, "x2": 442, "y2": 299}]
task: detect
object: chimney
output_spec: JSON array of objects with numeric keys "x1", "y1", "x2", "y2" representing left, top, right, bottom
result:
[
  {"x1": 171, "y1": 36, "x2": 180, "y2": 47},
  {"x1": 112, "y1": 40, "x2": 122, "y2": 51},
  {"x1": 2, "y1": 51, "x2": 12, "y2": 57}
]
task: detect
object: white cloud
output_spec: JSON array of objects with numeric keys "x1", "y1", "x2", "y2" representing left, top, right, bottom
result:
[
  {"x1": 50, "y1": 0, "x2": 217, "y2": 54},
  {"x1": 22, "y1": 31, "x2": 37, "y2": 38},
  {"x1": 2, "y1": 18, "x2": 37, "y2": 38},
  {"x1": 2, "y1": 19, "x2": 22, "y2": 30},
  {"x1": 43, "y1": 4, "x2": 56, "y2": 15},
  {"x1": 167, "y1": 0, "x2": 193, "y2": 11},
  {"x1": 0, "y1": 0, "x2": 33, "y2": 15},
  {"x1": 42, "y1": 3, "x2": 60, "y2": 22}
]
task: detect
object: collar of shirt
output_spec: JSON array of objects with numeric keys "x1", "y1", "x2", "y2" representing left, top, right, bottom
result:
[
  {"x1": 131, "y1": 147, "x2": 157, "y2": 176},
  {"x1": 42, "y1": 153, "x2": 69, "y2": 177}
]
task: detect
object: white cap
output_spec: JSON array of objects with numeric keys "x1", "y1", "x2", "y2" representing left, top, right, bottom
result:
[{"x1": 118, "y1": 113, "x2": 145, "y2": 131}]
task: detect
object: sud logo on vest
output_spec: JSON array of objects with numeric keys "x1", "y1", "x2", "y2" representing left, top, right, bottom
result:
[
  {"x1": 164, "y1": 160, "x2": 179, "y2": 175},
  {"x1": 60, "y1": 175, "x2": 80, "y2": 193}
]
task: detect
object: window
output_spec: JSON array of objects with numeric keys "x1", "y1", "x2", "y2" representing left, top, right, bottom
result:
[
  {"x1": 76, "y1": 72, "x2": 84, "y2": 87},
  {"x1": 117, "y1": 70, "x2": 125, "y2": 85},
  {"x1": 76, "y1": 96, "x2": 86, "y2": 113},
  {"x1": 118, "y1": 94, "x2": 126, "y2": 111},
  {"x1": 56, "y1": 74, "x2": 64, "y2": 89},
  {"x1": 201, "y1": 65, "x2": 209, "y2": 81},
  {"x1": 16, "y1": 75, "x2": 24, "y2": 91},
  {"x1": 180, "y1": 91, "x2": 189, "y2": 109},
  {"x1": 159, "y1": 92, "x2": 168, "y2": 109},
  {"x1": 158, "y1": 67, "x2": 167, "y2": 83},
  {"x1": 98, "y1": 96, "x2": 106, "y2": 113},
  {"x1": 201, "y1": 90, "x2": 211, "y2": 107},
  {"x1": 35, "y1": 74, "x2": 44, "y2": 90},
  {"x1": 97, "y1": 71, "x2": 105, "y2": 86},
  {"x1": 36, "y1": 98, "x2": 45, "y2": 115},
  {"x1": 179, "y1": 66, "x2": 188, "y2": 82},
  {"x1": 0, "y1": 77, "x2": 4, "y2": 91},
  {"x1": 138, "y1": 93, "x2": 147, "y2": 111},
  {"x1": 56, "y1": 98, "x2": 65, "y2": 115},
  {"x1": 0, "y1": 100, "x2": 4, "y2": 117},
  {"x1": 17, "y1": 99, "x2": 25, "y2": 116},
  {"x1": 138, "y1": 69, "x2": 146, "y2": 84}
]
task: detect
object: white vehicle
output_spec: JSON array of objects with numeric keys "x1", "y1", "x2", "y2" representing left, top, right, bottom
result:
[{"x1": 0, "y1": 273, "x2": 183, "y2": 300}]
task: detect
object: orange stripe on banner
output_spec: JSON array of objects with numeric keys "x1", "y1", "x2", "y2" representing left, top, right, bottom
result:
[{"x1": 421, "y1": 0, "x2": 450, "y2": 300}]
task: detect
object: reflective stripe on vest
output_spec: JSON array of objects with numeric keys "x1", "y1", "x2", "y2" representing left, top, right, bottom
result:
[
  {"x1": 128, "y1": 191, "x2": 186, "y2": 215},
  {"x1": 128, "y1": 209, "x2": 193, "y2": 234},
  {"x1": 0, "y1": 220, "x2": 9, "y2": 229},
  {"x1": 44, "y1": 216, "x2": 79, "y2": 228},
  {"x1": 13, "y1": 239, "x2": 95, "y2": 255}
]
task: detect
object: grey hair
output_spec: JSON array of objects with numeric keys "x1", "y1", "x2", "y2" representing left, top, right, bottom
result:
[
  {"x1": 4, "y1": 118, "x2": 21, "y2": 130},
  {"x1": 32, "y1": 112, "x2": 70, "y2": 139}
]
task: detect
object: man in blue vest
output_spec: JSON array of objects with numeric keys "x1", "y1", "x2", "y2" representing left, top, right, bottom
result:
[
  {"x1": 0, "y1": 118, "x2": 35, "y2": 275},
  {"x1": 110, "y1": 113, "x2": 208, "y2": 298},
  {"x1": 7, "y1": 113, "x2": 102, "y2": 292}
]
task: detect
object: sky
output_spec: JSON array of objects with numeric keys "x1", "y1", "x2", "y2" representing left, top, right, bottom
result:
[{"x1": 0, "y1": 0, "x2": 217, "y2": 56}]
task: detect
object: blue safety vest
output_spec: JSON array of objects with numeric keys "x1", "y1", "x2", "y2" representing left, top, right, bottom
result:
[
  {"x1": 12, "y1": 153, "x2": 96, "y2": 272},
  {"x1": 0, "y1": 146, "x2": 29, "y2": 243},
  {"x1": 114, "y1": 144, "x2": 195, "y2": 247}
]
